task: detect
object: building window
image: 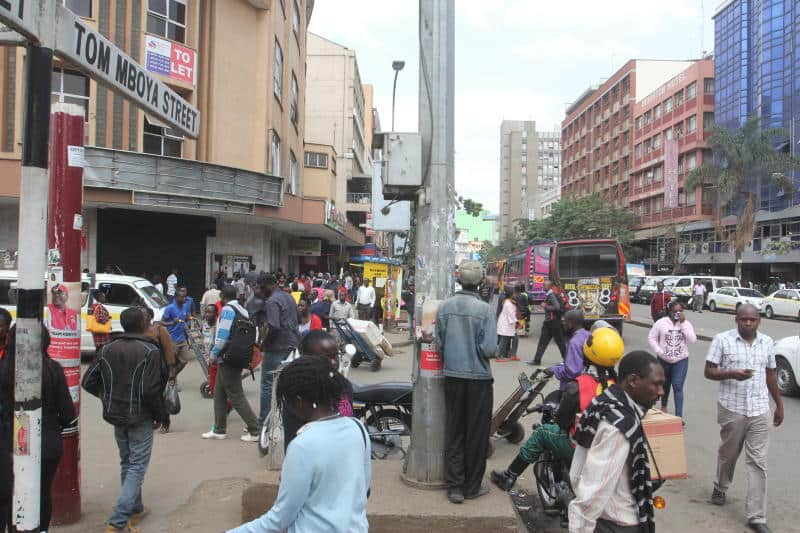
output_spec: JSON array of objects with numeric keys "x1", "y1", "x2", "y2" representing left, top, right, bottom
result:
[
  {"x1": 686, "y1": 152, "x2": 697, "y2": 170},
  {"x1": 644, "y1": 110, "x2": 652, "y2": 124},
  {"x1": 292, "y1": 0, "x2": 301, "y2": 36},
  {"x1": 664, "y1": 127, "x2": 673, "y2": 140},
  {"x1": 654, "y1": 165, "x2": 663, "y2": 182},
  {"x1": 674, "y1": 90, "x2": 684, "y2": 107},
  {"x1": 51, "y1": 68, "x2": 89, "y2": 119},
  {"x1": 271, "y1": 130, "x2": 281, "y2": 176},
  {"x1": 290, "y1": 72, "x2": 298, "y2": 125},
  {"x1": 664, "y1": 97, "x2": 672, "y2": 113},
  {"x1": 147, "y1": 0, "x2": 187, "y2": 43},
  {"x1": 62, "y1": 0, "x2": 92, "y2": 17},
  {"x1": 636, "y1": 116, "x2": 644, "y2": 130},
  {"x1": 687, "y1": 115, "x2": 697, "y2": 134},
  {"x1": 635, "y1": 143, "x2": 642, "y2": 159},
  {"x1": 143, "y1": 117, "x2": 183, "y2": 157},
  {"x1": 686, "y1": 81, "x2": 697, "y2": 100},
  {"x1": 652, "y1": 133, "x2": 661, "y2": 149},
  {"x1": 703, "y1": 112, "x2": 715, "y2": 131},
  {"x1": 654, "y1": 104, "x2": 662, "y2": 119},
  {"x1": 304, "y1": 151, "x2": 328, "y2": 168},
  {"x1": 273, "y1": 39, "x2": 283, "y2": 100},
  {"x1": 288, "y1": 151, "x2": 298, "y2": 194},
  {"x1": 704, "y1": 78, "x2": 715, "y2": 94}
]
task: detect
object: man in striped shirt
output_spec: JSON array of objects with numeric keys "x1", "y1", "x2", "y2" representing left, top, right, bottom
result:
[{"x1": 704, "y1": 304, "x2": 783, "y2": 533}]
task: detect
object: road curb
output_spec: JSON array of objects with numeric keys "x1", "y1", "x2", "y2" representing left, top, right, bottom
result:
[{"x1": 627, "y1": 319, "x2": 713, "y2": 342}]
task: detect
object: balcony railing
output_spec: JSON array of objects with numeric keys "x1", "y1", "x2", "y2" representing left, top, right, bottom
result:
[
  {"x1": 636, "y1": 205, "x2": 712, "y2": 226},
  {"x1": 346, "y1": 192, "x2": 372, "y2": 204},
  {"x1": 83, "y1": 147, "x2": 284, "y2": 211}
]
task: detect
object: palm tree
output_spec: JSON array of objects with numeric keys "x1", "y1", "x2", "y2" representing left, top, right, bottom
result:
[{"x1": 685, "y1": 116, "x2": 800, "y2": 280}]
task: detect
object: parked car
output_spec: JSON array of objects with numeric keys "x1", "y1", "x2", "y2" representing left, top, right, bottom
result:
[
  {"x1": 762, "y1": 289, "x2": 800, "y2": 320},
  {"x1": 707, "y1": 287, "x2": 765, "y2": 313},
  {"x1": 774, "y1": 335, "x2": 800, "y2": 395},
  {"x1": 663, "y1": 275, "x2": 741, "y2": 305},
  {"x1": 634, "y1": 276, "x2": 671, "y2": 304}
]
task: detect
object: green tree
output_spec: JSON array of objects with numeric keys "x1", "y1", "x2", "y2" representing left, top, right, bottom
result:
[
  {"x1": 517, "y1": 194, "x2": 641, "y2": 258},
  {"x1": 457, "y1": 195, "x2": 484, "y2": 217},
  {"x1": 477, "y1": 235, "x2": 519, "y2": 264},
  {"x1": 685, "y1": 116, "x2": 800, "y2": 279}
]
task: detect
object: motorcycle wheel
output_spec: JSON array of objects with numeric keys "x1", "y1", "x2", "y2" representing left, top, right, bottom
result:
[
  {"x1": 200, "y1": 381, "x2": 212, "y2": 399},
  {"x1": 366, "y1": 409, "x2": 411, "y2": 459},
  {"x1": 505, "y1": 422, "x2": 525, "y2": 444},
  {"x1": 534, "y1": 460, "x2": 559, "y2": 512}
]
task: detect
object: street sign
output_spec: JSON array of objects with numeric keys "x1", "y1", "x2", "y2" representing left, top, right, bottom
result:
[
  {"x1": 54, "y1": 6, "x2": 199, "y2": 138},
  {"x1": 0, "y1": 23, "x2": 25, "y2": 45},
  {"x1": 0, "y1": 0, "x2": 40, "y2": 42}
]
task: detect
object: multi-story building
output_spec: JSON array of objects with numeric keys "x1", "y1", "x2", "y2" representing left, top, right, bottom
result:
[
  {"x1": 536, "y1": 131, "x2": 562, "y2": 218},
  {"x1": 702, "y1": 0, "x2": 800, "y2": 280},
  {"x1": 455, "y1": 210, "x2": 497, "y2": 264},
  {"x1": 498, "y1": 120, "x2": 537, "y2": 239},
  {"x1": 0, "y1": 0, "x2": 364, "y2": 298},
  {"x1": 561, "y1": 60, "x2": 694, "y2": 207},
  {"x1": 305, "y1": 32, "x2": 372, "y2": 231},
  {"x1": 628, "y1": 60, "x2": 716, "y2": 270}
]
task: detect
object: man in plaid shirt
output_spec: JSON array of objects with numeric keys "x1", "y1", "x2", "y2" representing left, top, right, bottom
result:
[{"x1": 704, "y1": 304, "x2": 784, "y2": 533}]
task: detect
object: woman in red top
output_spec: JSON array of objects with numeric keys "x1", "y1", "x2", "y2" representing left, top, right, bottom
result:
[
  {"x1": 90, "y1": 290, "x2": 111, "y2": 356},
  {"x1": 297, "y1": 299, "x2": 322, "y2": 337},
  {"x1": 0, "y1": 308, "x2": 11, "y2": 360}
]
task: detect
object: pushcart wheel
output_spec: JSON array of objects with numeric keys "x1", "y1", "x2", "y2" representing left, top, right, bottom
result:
[
  {"x1": 200, "y1": 381, "x2": 212, "y2": 399},
  {"x1": 370, "y1": 358, "x2": 382, "y2": 372},
  {"x1": 351, "y1": 354, "x2": 362, "y2": 368}
]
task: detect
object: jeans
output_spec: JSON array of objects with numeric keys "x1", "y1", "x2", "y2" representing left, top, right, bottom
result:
[
  {"x1": 659, "y1": 357, "x2": 689, "y2": 417},
  {"x1": 497, "y1": 335, "x2": 514, "y2": 358},
  {"x1": 215, "y1": 363, "x2": 260, "y2": 435},
  {"x1": 109, "y1": 421, "x2": 154, "y2": 529},
  {"x1": 259, "y1": 351, "x2": 290, "y2": 426}
]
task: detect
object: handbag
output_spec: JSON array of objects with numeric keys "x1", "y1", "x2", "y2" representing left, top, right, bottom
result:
[
  {"x1": 164, "y1": 381, "x2": 181, "y2": 415},
  {"x1": 86, "y1": 310, "x2": 112, "y2": 334}
]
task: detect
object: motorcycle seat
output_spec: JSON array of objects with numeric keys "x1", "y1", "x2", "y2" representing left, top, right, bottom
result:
[{"x1": 350, "y1": 381, "x2": 413, "y2": 404}]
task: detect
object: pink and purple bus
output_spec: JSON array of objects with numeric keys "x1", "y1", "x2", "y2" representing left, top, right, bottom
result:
[{"x1": 499, "y1": 241, "x2": 553, "y2": 304}]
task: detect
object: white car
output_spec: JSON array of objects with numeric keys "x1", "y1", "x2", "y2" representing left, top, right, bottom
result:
[
  {"x1": 706, "y1": 287, "x2": 764, "y2": 313},
  {"x1": 774, "y1": 336, "x2": 800, "y2": 395},
  {"x1": 762, "y1": 289, "x2": 800, "y2": 320}
]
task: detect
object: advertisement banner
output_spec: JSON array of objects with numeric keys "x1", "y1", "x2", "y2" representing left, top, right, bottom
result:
[
  {"x1": 363, "y1": 262, "x2": 389, "y2": 279},
  {"x1": 145, "y1": 34, "x2": 197, "y2": 86},
  {"x1": 288, "y1": 238, "x2": 322, "y2": 256},
  {"x1": 664, "y1": 139, "x2": 679, "y2": 209},
  {"x1": 45, "y1": 280, "x2": 82, "y2": 366},
  {"x1": 324, "y1": 200, "x2": 345, "y2": 234}
]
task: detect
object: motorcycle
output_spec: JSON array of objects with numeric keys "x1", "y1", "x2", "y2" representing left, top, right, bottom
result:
[{"x1": 351, "y1": 380, "x2": 413, "y2": 459}]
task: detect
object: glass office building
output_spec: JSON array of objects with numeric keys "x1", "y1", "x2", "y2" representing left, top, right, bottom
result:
[{"x1": 714, "y1": 0, "x2": 800, "y2": 211}]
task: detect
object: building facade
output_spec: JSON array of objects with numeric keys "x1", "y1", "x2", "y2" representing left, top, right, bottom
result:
[
  {"x1": 0, "y1": 0, "x2": 364, "y2": 299},
  {"x1": 305, "y1": 33, "x2": 372, "y2": 230},
  {"x1": 561, "y1": 60, "x2": 694, "y2": 208},
  {"x1": 498, "y1": 120, "x2": 537, "y2": 239},
  {"x1": 536, "y1": 131, "x2": 562, "y2": 218}
]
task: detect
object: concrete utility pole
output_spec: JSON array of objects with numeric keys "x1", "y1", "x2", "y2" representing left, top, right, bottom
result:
[{"x1": 402, "y1": 0, "x2": 455, "y2": 488}]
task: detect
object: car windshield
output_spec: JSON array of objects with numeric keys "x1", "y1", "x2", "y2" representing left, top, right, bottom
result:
[
  {"x1": 738, "y1": 289, "x2": 763, "y2": 298},
  {"x1": 135, "y1": 281, "x2": 169, "y2": 308}
]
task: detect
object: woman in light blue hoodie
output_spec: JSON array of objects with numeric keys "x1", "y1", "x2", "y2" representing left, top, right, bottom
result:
[{"x1": 228, "y1": 356, "x2": 371, "y2": 533}]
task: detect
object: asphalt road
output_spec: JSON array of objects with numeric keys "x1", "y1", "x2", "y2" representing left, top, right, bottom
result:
[{"x1": 53, "y1": 313, "x2": 799, "y2": 532}]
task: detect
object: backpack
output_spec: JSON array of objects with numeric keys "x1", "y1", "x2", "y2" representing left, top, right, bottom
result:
[{"x1": 221, "y1": 308, "x2": 257, "y2": 369}]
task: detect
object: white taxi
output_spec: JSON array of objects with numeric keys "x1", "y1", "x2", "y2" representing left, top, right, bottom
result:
[
  {"x1": 762, "y1": 289, "x2": 800, "y2": 320},
  {"x1": 774, "y1": 335, "x2": 800, "y2": 395},
  {"x1": 706, "y1": 287, "x2": 765, "y2": 313}
]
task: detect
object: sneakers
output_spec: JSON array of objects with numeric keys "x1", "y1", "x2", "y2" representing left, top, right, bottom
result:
[
  {"x1": 201, "y1": 430, "x2": 227, "y2": 440},
  {"x1": 710, "y1": 488, "x2": 726, "y2": 506},
  {"x1": 240, "y1": 433, "x2": 259, "y2": 443},
  {"x1": 748, "y1": 523, "x2": 772, "y2": 533},
  {"x1": 128, "y1": 507, "x2": 150, "y2": 527},
  {"x1": 447, "y1": 488, "x2": 465, "y2": 504},
  {"x1": 526, "y1": 359, "x2": 542, "y2": 366},
  {"x1": 508, "y1": 356, "x2": 521, "y2": 362},
  {"x1": 464, "y1": 483, "x2": 491, "y2": 500},
  {"x1": 490, "y1": 469, "x2": 517, "y2": 491}
]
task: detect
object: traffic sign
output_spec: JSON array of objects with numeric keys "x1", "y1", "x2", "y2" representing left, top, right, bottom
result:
[
  {"x1": 54, "y1": 6, "x2": 199, "y2": 138},
  {"x1": 0, "y1": 0, "x2": 40, "y2": 43}
]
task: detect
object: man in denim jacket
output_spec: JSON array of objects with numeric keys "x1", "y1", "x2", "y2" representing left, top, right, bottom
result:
[{"x1": 435, "y1": 260, "x2": 498, "y2": 504}]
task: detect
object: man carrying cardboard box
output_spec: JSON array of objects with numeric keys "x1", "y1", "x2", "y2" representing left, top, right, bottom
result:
[
  {"x1": 568, "y1": 351, "x2": 665, "y2": 533},
  {"x1": 704, "y1": 304, "x2": 784, "y2": 533}
]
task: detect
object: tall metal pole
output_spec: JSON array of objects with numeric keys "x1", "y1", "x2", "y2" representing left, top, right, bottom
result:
[
  {"x1": 14, "y1": 42, "x2": 53, "y2": 533},
  {"x1": 391, "y1": 70, "x2": 400, "y2": 132},
  {"x1": 401, "y1": 0, "x2": 455, "y2": 488}
]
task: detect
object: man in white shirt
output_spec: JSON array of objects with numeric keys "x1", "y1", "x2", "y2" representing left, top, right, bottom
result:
[
  {"x1": 166, "y1": 268, "x2": 179, "y2": 301},
  {"x1": 692, "y1": 281, "x2": 706, "y2": 312},
  {"x1": 356, "y1": 278, "x2": 376, "y2": 322},
  {"x1": 704, "y1": 304, "x2": 783, "y2": 533},
  {"x1": 569, "y1": 351, "x2": 665, "y2": 533}
]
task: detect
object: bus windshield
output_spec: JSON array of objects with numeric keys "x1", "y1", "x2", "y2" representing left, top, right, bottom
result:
[{"x1": 557, "y1": 243, "x2": 619, "y2": 278}]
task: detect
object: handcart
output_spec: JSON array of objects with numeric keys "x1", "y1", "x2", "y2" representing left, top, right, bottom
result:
[{"x1": 332, "y1": 319, "x2": 382, "y2": 372}]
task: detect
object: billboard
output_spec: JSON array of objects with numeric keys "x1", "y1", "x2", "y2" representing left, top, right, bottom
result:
[{"x1": 145, "y1": 34, "x2": 197, "y2": 86}]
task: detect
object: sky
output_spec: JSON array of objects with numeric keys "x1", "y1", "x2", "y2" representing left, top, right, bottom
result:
[{"x1": 308, "y1": 1, "x2": 716, "y2": 215}]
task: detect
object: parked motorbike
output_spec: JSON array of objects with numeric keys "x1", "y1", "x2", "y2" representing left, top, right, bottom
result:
[{"x1": 351, "y1": 380, "x2": 413, "y2": 459}]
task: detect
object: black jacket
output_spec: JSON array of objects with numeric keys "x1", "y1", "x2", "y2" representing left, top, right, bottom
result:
[
  {"x1": 543, "y1": 291, "x2": 563, "y2": 322},
  {"x1": 82, "y1": 333, "x2": 168, "y2": 427}
]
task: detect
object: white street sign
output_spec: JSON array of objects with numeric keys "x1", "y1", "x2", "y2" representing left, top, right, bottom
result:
[
  {"x1": 0, "y1": 23, "x2": 26, "y2": 45},
  {"x1": 0, "y1": 0, "x2": 40, "y2": 42},
  {"x1": 54, "y1": 6, "x2": 199, "y2": 138}
]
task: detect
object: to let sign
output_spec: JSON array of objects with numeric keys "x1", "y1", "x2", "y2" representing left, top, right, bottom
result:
[
  {"x1": 53, "y1": 6, "x2": 199, "y2": 137},
  {"x1": 145, "y1": 35, "x2": 196, "y2": 86}
]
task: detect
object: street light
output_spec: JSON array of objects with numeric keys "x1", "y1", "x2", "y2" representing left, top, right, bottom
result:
[{"x1": 391, "y1": 59, "x2": 405, "y2": 131}]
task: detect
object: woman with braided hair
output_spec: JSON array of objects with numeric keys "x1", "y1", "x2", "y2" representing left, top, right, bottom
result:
[{"x1": 228, "y1": 355, "x2": 371, "y2": 533}]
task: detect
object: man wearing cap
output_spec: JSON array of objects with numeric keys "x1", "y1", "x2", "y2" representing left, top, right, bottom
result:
[
  {"x1": 47, "y1": 283, "x2": 79, "y2": 332},
  {"x1": 435, "y1": 260, "x2": 497, "y2": 504}
]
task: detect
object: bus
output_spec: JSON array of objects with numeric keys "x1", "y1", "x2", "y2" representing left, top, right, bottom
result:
[
  {"x1": 550, "y1": 239, "x2": 629, "y2": 331},
  {"x1": 500, "y1": 241, "x2": 554, "y2": 304}
]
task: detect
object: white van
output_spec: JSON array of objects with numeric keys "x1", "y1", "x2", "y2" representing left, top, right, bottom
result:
[
  {"x1": 663, "y1": 275, "x2": 741, "y2": 304},
  {"x1": 0, "y1": 271, "x2": 168, "y2": 353}
]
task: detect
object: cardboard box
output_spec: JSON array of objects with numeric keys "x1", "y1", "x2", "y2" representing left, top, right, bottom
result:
[{"x1": 642, "y1": 409, "x2": 687, "y2": 480}]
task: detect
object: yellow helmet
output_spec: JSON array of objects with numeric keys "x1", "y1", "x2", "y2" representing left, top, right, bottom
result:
[{"x1": 583, "y1": 326, "x2": 624, "y2": 368}]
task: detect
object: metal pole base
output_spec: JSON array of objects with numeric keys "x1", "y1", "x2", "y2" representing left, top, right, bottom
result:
[{"x1": 399, "y1": 470, "x2": 447, "y2": 490}]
